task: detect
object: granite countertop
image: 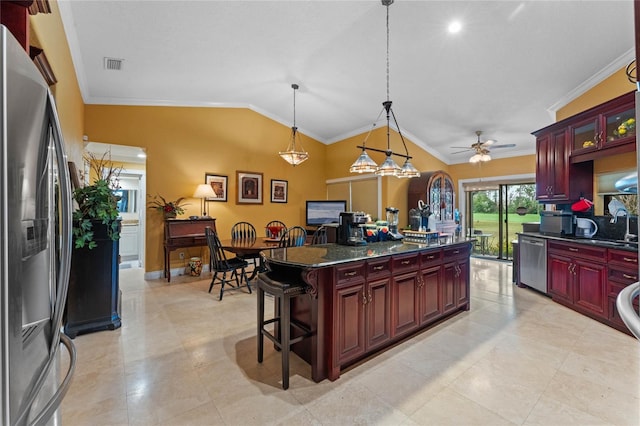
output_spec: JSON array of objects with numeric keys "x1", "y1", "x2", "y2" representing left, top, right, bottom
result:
[
  {"x1": 261, "y1": 238, "x2": 474, "y2": 268},
  {"x1": 517, "y1": 232, "x2": 638, "y2": 252}
]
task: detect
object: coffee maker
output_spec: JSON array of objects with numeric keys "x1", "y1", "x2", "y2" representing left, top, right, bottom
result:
[{"x1": 338, "y1": 212, "x2": 367, "y2": 246}]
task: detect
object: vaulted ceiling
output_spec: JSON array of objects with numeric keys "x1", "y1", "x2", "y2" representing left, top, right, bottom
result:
[{"x1": 59, "y1": 1, "x2": 636, "y2": 165}]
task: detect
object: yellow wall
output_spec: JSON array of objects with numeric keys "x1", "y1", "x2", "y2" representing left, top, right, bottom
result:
[
  {"x1": 326, "y1": 127, "x2": 450, "y2": 225},
  {"x1": 84, "y1": 105, "x2": 328, "y2": 272},
  {"x1": 556, "y1": 67, "x2": 636, "y2": 120},
  {"x1": 29, "y1": 2, "x2": 84, "y2": 165}
]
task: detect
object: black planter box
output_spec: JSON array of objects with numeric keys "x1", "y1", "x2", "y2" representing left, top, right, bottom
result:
[{"x1": 64, "y1": 220, "x2": 121, "y2": 338}]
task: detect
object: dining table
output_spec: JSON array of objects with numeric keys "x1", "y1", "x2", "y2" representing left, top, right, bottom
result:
[{"x1": 218, "y1": 237, "x2": 281, "y2": 280}]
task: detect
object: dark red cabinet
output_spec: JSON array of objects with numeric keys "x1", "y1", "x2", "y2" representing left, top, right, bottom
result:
[{"x1": 547, "y1": 241, "x2": 607, "y2": 320}]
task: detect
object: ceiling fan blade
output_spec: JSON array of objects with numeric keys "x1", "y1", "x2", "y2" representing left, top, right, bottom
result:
[
  {"x1": 490, "y1": 144, "x2": 516, "y2": 149},
  {"x1": 451, "y1": 149, "x2": 472, "y2": 154},
  {"x1": 450, "y1": 146, "x2": 471, "y2": 149},
  {"x1": 482, "y1": 139, "x2": 497, "y2": 146}
]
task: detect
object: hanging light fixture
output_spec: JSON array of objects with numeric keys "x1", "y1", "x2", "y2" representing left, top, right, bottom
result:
[
  {"x1": 279, "y1": 83, "x2": 309, "y2": 166},
  {"x1": 349, "y1": 0, "x2": 419, "y2": 179}
]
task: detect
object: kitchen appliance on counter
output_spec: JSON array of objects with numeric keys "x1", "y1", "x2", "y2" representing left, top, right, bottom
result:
[
  {"x1": 1, "y1": 26, "x2": 76, "y2": 425},
  {"x1": 337, "y1": 212, "x2": 367, "y2": 246},
  {"x1": 518, "y1": 234, "x2": 548, "y2": 294},
  {"x1": 385, "y1": 207, "x2": 404, "y2": 240},
  {"x1": 575, "y1": 218, "x2": 598, "y2": 238},
  {"x1": 540, "y1": 211, "x2": 574, "y2": 236}
]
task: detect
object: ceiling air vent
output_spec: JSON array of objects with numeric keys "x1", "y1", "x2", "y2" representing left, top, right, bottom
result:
[{"x1": 104, "y1": 57, "x2": 123, "y2": 71}]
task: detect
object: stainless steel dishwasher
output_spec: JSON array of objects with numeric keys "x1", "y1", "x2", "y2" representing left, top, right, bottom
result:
[{"x1": 518, "y1": 234, "x2": 548, "y2": 294}]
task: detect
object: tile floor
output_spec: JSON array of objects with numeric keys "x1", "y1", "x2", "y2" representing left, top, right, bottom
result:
[{"x1": 60, "y1": 258, "x2": 640, "y2": 425}]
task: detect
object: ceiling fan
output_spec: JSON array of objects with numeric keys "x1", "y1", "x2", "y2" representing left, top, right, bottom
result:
[{"x1": 451, "y1": 131, "x2": 516, "y2": 163}]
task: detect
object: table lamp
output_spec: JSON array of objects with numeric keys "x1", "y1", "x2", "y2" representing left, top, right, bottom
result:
[{"x1": 193, "y1": 184, "x2": 217, "y2": 217}]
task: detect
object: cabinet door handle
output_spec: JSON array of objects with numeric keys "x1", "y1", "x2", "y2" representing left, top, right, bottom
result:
[
  {"x1": 623, "y1": 273, "x2": 638, "y2": 280},
  {"x1": 362, "y1": 290, "x2": 367, "y2": 305},
  {"x1": 568, "y1": 247, "x2": 578, "y2": 252},
  {"x1": 623, "y1": 257, "x2": 637, "y2": 263},
  {"x1": 401, "y1": 260, "x2": 411, "y2": 265},
  {"x1": 426, "y1": 255, "x2": 435, "y2": 260},
  {"x1": 344, "y1": 271, "x2": 357, "y2": 277},
  {"x1": 452, "y1": 250, "x2": 460, "y2": 255},
  {"x1": 373, "y1": 265, "x2": 384, "y2": 271},
  {"x1": 368, "y1": 291, "x2": 372, "y2": 303}
]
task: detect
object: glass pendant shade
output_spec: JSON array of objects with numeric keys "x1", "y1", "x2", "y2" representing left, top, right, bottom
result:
[
  {"x1": 349, "y1": 1, "x2": 418, "y2": 179},
  {"x1": 481, "y1": 153, "x2": 491, "y2": 162},
  {"x1": 349, "y1": 149, "x2": 378, "y2": 173},
  {"x1": 469, "y1": 153, "x2": 481, "y2": 163},
  {"x1": 376, "y1": 154, "x2": 401, "y2": 176},
  {"x1": 398, "y1": 159, "x2": 420, "y2": 178},
  {"x1": 279, "y1": 126, "x2": 309, "y2": 166}
]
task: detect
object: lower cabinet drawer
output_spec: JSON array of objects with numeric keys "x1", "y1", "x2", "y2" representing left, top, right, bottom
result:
[
  {"x1": 392, "y1": 254, "x2": 419, "y2": 273},
  {"x1": 335, "y1": 262, "x2": 366, "y2": 287}
]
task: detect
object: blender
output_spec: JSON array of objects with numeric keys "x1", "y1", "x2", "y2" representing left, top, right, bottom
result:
[{"x1": 385, "y1": 207, "x2": 404, "y2": 240}]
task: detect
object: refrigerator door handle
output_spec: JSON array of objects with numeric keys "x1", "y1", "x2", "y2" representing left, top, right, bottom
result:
[
  {"x1": 46, "y1": 90, "x2": 74, "y2": 356},
  {"x1": 28, "y1": 334, "x2": 77, "y2": 426}
]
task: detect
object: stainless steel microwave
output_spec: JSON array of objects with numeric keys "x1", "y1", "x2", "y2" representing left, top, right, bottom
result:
[{"x1": 539, "y1": 211, "x2": 574, "y2": 236}]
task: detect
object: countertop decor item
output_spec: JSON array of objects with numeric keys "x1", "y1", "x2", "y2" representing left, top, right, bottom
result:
[
  {"x1": 279, "y1": 83, "x2": 309, "y2": 166},
  {"x1": 349, "y1": 0, "x2": 419, "y2": 179},
  {"x1": 148, "y1": 194, "x2": 187, "y2": 219}
]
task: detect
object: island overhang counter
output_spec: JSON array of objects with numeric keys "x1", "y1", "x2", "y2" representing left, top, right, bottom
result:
[{"x1": 260, "y1": 239, "x2": 473, "y2": 382}]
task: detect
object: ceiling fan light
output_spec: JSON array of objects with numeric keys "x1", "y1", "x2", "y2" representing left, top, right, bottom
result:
[
  {"x1": 398, "y1": 159, "x2": 420, "y2": 178},
  {"x1": 481, "y1": 153, "x2": 491, "y2": 162},
  {"x1": 349, "y1": 149, "x2": 378, "y2": 173},
  {"x1": 376, "y1": 154, "x2": 401, "y2": 176},
  {"x1": 469, "y1": 153, "x2": 482, "y2": 163}
]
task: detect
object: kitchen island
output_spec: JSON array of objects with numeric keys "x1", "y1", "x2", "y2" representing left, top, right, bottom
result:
[{"x1": 261, "y1": 238, "x2": 473, "y2": 382}]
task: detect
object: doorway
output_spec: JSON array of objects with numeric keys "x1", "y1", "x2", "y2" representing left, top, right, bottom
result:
[
  {"x1": 84, "y1": 142, "x2": 147, "y2": 269},
  {"x1": 465, "y1": 182, "x2": 538, "y2": 260}
]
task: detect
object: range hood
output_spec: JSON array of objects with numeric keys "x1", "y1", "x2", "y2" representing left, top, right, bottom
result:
[{"x1": 614, "y1": 173, "x2": 638, "y2": 194}]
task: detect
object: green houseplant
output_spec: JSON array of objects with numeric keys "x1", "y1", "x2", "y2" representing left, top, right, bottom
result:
[
  {"x1": 65, "y1": 152, "x2": 123, "y2": 338},
  {"x1": 72, "y1": 153, "x2": 122, "y2": 249}
]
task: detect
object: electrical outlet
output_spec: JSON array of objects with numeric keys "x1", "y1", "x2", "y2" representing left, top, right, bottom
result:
[{"x1": 179, "y1": 252, "x2": 185, "y2": 260}]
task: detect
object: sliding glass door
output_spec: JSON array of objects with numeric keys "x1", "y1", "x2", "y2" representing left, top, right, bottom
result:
[{"x1": 467, "y1": 182, "x2": 538, "y2": 260}]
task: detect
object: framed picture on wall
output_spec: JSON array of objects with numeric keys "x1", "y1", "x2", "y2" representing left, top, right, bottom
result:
[
  {"x1": 271, "y1": 179, "x2": 288, "y2": 203},
  {"x1": 236, "y1": 171, "x2": 263, "y2": 204},
  {"x1": 205, "y1": 173, "x2": 228, "y2": 202}
]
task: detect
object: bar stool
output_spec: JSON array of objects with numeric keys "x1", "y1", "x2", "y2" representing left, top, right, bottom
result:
[{"x1": 256, "y1": 271, "x2": 312, "y2": 390}]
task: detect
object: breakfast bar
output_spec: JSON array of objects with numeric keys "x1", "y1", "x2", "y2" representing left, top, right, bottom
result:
[{"x1": 261, "y1": 238, "x2": 473, "y2": 382}]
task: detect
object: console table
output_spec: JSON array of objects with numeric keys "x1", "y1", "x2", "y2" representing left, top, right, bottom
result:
[{"x1": 164, "y1": 218, "x2": 216, "y2": 282}]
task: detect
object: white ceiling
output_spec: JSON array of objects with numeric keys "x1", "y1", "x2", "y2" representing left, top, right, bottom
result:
[{"x1": 58, "y1": 1, "x2": 636, "y2": 165}]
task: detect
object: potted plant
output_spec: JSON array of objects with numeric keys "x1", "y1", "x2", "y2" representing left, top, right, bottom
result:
[
  {"x1": 65, "y1": 152, "x2": 123, "y2": 338},
  {"x1": 148, "y1": 194, "x2": 188, "y2": 219}
]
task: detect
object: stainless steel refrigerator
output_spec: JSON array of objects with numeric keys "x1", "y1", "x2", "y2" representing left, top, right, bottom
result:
[{"x1": 0, "y1": 26, "x2": 76, "y2": 425}]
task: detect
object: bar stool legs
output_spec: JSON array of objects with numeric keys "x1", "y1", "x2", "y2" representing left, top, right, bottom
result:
[{"x1": 256, "y1": 272, "x2": 312, "y2": 390}]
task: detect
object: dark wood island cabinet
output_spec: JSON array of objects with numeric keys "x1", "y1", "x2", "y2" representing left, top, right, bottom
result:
[{"x1": 261, "y1": 239, "x2": 473, "y2": 382}]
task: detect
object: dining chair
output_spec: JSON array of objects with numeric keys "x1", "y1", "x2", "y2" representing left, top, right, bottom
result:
[
  {"x1": 472, "y1": 229, "x2": 483, "y2": 253},
  {"x1": 205, "y1": 227, "x2": 251, "y2": 300},
  {"x1": 279, "y1": 226, "x2": 307, "y2": 248},
  {"x1": 265, "y1": 220, "x2": 287, "y2": 239},
  {"x1": 231, "y1": 221, "x2": 257, "y2": 241},
  {"x1": 231, "y1": 221, "x2": 260, "y2": 271},
  {"x1": 310, "y1": 225, "x2": 328, "y2": 245}
]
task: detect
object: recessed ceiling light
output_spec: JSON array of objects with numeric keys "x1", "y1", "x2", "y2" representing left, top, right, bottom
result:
[{"x1": 448, "y1": 20, "x2": 462, "y2": 34}]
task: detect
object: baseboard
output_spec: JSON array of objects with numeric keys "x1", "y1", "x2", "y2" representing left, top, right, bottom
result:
[{"x1": 144, "y1": 265, "x2": 211, "y2": 281}]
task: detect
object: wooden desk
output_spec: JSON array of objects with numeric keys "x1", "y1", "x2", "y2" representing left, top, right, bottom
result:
[{"x1": 164, "y1": 218, "x2": 216, "y2": 282}]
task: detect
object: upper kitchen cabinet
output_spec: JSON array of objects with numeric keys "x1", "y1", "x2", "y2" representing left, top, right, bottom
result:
[
  {"x1": 569, "y1": 91, "x2": 636, "y2": 162},
  {"x1": 533, "y1": 125, "x2": 593, "y2": 203}
]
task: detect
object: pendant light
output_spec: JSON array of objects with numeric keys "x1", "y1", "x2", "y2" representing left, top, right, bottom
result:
[
  {"x1": 279, "y1": 83, "x2": 309, "y2": 166},
  {"x1": 349, "y1": 0, "x2": 419, "y2": 179}
]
